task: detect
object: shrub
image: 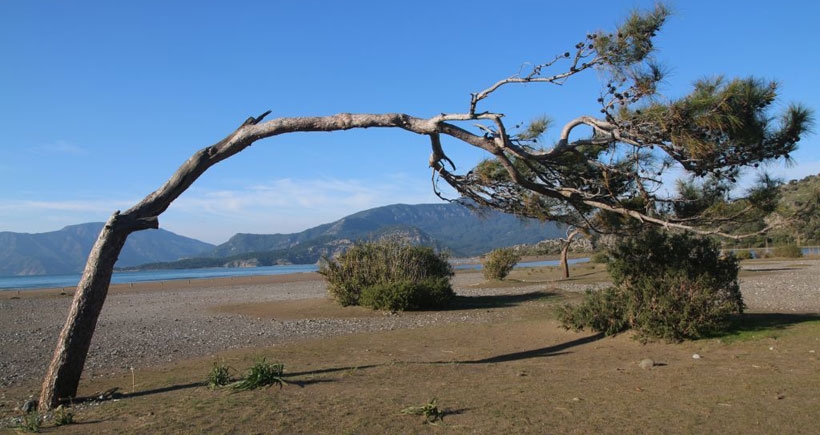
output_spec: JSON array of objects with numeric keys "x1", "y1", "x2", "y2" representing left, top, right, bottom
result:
[
  {"x1": 360, "y1": 277, "x2": 454, "y2": 311},
  {"x1": 559, "y1": 230, "x2": 744, "y2": 341},
  {"x1": 319, "y1": 237, "x2": 454, "y2": 310},
  {"x1": 732, "y1": 250, "x2": 753, "y2": 260},
  {"x1": 556, "y1": 287, "x2": 627, "y2": 336},
  {"x1": 590, "y1": 251, "x2": 610, "y2": 264},
  {"x1": 771, "y1": 245, "x2": 803, "y2": 258},
  {"x1": 482, "y1": 247, "x2": 521, "y2": 280}
]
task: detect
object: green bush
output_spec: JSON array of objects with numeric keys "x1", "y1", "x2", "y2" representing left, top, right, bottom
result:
[
  {"x1": 732, "y1": 250, "x2": 753, "y2": 260},
  {"x1": 771, "y1": 245, "x2": 803, "y2": 258},
  {"x1": 319, "y1": 237, "x2": 454, "y2": 310},
  {"x1": 590, "y1": 251, "x2": 610, "y2": 264},
  {"x1": 482, "y1": 247, "x2": 521, "y2": 280},
  {"x1": 360, "y1": 277, "x2": 454, "y2": 311},
  {"x1": 556, "y1": 287, "x2": 627, "y2": 336},
  {"x1": 558, "y1": 230, "x2": 744, "y2": 341}
]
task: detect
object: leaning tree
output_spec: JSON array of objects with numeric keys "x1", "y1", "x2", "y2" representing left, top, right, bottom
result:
[{"x1": 39, "y1": 4, "x2": 813, "y2": 410}]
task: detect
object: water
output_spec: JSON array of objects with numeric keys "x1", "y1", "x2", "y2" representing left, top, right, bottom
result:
[
  {"x1": 453, "y1": 257, "x2": 590, "y2": 271},
  {"x1": 741, "y1": 247, "x2": 819, "y2": 259},
  {"x1": 0, "y1": 257, "x2": 591, "y2": 291},
  {"x1": 0, "y1": 264, "x2": 319, "y2": 291}
]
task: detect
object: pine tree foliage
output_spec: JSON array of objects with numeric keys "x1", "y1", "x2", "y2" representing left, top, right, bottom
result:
[{"x1": 437, "y1": 4, "x2": 814, "y2": 239}]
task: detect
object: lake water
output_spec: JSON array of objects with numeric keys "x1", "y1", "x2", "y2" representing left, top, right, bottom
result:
[{"x1": 0, "y1": 258, "x2": 590, "y2": 291}]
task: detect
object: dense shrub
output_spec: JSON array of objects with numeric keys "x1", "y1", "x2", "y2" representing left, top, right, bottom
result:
[
  {"x1": 482, "y1": 247, "x2": 521, "y2": 280},
  {"x1": 319, "y1": 237, "x2": 454, "y2": 310},
  {"x1": 556, "y1": 287, "x2": 627, "y2": 336},
  {"x1": 359, "y1": 277, "x2": 454, "y2": 311},
  {"x1": 558, "y1": 230, "x2": 744, "y2": 341},
  {"x1": 590, "y1": 251, "x2": 610, "y2": 264},
  {"x1": 732, "y1": 250, "x2": 753, "y2": 260},
  {"x1": 771, "y1": 245, "x2": 803, "y2": 258}
]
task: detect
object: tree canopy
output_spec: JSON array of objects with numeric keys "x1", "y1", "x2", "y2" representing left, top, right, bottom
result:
[{"x1": 434, "y1": 4, "x2": 813, "y2": 238}]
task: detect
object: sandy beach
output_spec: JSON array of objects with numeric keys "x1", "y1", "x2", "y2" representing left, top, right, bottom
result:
[{"x1": 2, "y1": 260, "x2": 819, "y2": 390}]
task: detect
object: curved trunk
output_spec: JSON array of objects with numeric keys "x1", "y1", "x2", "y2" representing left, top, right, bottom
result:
[
  {"x1": 38, "y1": 212, "x2": 155, "y2": 410},
  {"x1": 559, "y1": 229, "x2": 581, "y2": 279}
]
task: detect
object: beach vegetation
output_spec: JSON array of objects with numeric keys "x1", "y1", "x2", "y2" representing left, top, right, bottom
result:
[
  {"x1": 482, "y1": 248, "x2": 521, "y2": 281},
  {"x1": 558, "y1": 230, "x2": 743, "y2": 341},
  {"x1": 772, "y1": 245, "x2": 803, "y2": 258},
  {"x1": 53, "y1": 405, "x2": 74, "y2": 426},
  {"x1": 18, "y1": 410, "x2": 40, "y2": 432},
  {"x1": 400, "y1": 397, "x2": 445, "y2": 425},
  {"x1": 232, "y1": 358, "x2": 285, "y2": 391},
  {"x1": 320, "y1": 237, "x2": 454, "y2": 310},
  {"x1": 207, "y1": 360, "x2": 233, "y2": 389}
]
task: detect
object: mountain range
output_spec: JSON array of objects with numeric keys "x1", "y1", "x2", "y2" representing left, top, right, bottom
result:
[
  {"x1": 0, "y1": 223, "x2": 214, "y2": 276},
  {"x1": 1, "y1": 202, "x2": 564, "y2": 276}
]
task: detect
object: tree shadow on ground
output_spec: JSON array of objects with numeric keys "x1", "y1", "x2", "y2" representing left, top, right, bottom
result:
[
  {"x1": 718, "y1": 312, "x2": 820, "y2": 338},
  {"x1": 456, "y1": 332, "x2": 606, "y2": 364},
  {"x1": 444, "y1": 291, "x2": 557, "y2": 311},
  {"x1": 68, "y1": 383, "x2": 207, "y2": 405}
]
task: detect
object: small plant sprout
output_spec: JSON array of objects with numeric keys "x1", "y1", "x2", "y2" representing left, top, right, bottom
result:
[
  {"x1": 400, "y1": 398, "x2": 444, "y2": 425},
  {"x1": 54, "y1": 404, "x2": 74, "y2": 426},
  {"x1": 19, "y1": 409, "x2": 41, "y2": 432}
]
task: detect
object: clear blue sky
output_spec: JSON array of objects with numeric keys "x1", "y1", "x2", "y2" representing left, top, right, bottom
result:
[{"x1": 1, "y1": 1, "x2": 818, "y2": 244}]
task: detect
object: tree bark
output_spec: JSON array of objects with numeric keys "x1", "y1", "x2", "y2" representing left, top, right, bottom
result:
[
  {"x1": 38, "y1": 212, "x2": 156, "y2": 410},
  {"x1": 559, "y1": 228, "x2": 581, "y2": 279}
]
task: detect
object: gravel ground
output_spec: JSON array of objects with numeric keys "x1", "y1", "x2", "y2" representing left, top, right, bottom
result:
[{"x1": 1, "y1": 260, "x2": 818, "y2": 390}]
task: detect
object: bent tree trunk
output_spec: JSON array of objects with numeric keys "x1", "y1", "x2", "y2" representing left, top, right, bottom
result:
[
  {"x1": 39, "y1": 212, "x2": 156, "y2": 409},
  {"x1": 559, "y1": 228, "x2": 581, "y2": 279},
  {"x1": 37, "y1": 111, "x2": 466, "y2": 410},
  {"x1": 38, "y1": 113, "x2": 271, "y2": 410}
]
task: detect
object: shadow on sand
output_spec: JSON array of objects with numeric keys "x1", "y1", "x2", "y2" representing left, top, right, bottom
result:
[
  {"x1": 444, "y1": 291, "x2": 557, "y2": 311},
  {"x1": 721, "y1": 312, "x2": 820, "y2": 337}
]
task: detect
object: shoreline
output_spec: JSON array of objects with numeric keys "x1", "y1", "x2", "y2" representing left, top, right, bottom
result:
[
  {"x1": 0, "y1": 253, "x2": 587, "y2": 296},
  {"x1": 0, "y1": 271, "x2": 326, "y2": 300}
]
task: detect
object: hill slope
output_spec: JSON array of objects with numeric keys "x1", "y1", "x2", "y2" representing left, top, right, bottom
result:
[
  {"x1": 0, "y1": 223, "x2": 214, "y2": 276},
  {"x1": 162, "y1": 202, "x2": 563, "y2": 268}
]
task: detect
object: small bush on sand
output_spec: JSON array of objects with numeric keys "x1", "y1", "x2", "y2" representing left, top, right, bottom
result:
[
  {"x1": 54, "y1": 405, "x2": 74, "y2": 426},
  {"x1": 18, "y1": 409, "x2": 40, "y2": 433},
  {"x1": 400, "y1": 398, "x2": 444, "y2": 425},
  {"x1": 482, "y1": 248, "x2": 521, "y2": 280},
  {"x1": 559, "y1": 230, "x2": 743, "y2": 341},
  {"x1": 359, "y1": 277, "x2": 454, "y2": 311},
  {"x1": 319, "y1": 237, "x2": 454, "y2": 310},
  {"x1": 772, "y1": 245, "x2": 803, "y2": 258},
  {"x1": 590, "y1": 251, "x2": 610, "y2": 264},
  {"x1": 732, "y1": 250, "x2": 753, "y2": 260},
  {"x1": 207, "y1": 360, "x2": 233, "y2": 389},
  {"x1": 556, "y1": 287, "x2": 627, "y2": 336},
  {"x1": 232, "y1": 358, "x2": 285, "y2": 391}
]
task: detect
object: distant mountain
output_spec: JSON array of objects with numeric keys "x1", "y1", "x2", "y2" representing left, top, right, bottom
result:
[
  {"x1": 138, "y1": 203, "x2": 564, "y2": 270},
  {"x1": 0, "y1": 223, "x2": 214, "y2": 276}
]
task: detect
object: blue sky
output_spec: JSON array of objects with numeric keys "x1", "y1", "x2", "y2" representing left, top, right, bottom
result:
[{"x1": 1, "y1": 1, "x2": 818, "y2": 244}]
